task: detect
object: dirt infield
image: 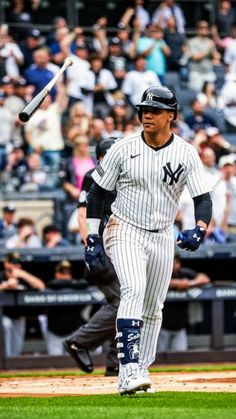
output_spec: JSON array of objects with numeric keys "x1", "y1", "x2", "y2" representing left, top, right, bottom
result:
[{"x1": 0, "y1": 370, "x2": 236, "y2": 396}]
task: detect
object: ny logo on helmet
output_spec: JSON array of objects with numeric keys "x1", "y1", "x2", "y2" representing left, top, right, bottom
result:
[
  {"x1": 146, "y1": 92, "x2": 154, "y2": 101},
  {"x1": 162, "y1": 162, "x2": 184, "y2": 185}
]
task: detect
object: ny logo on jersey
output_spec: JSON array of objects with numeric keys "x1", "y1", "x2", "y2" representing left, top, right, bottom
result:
[
  {"x1": 146, "y1": 92, "x2": 154, "y2": 101},
  {"x1": 162, "y1": 162, "x2": 184, "y2": 185}
]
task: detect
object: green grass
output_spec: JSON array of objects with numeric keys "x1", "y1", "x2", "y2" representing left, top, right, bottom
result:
[
  {"x1": 0, "y1": 393, "x2": 235, "y2": 419},
  {"x1": 0, "y1": 363, "x2": 235, "y2": 378}
]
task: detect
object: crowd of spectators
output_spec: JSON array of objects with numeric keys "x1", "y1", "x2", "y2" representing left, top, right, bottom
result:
[
  {"x1": 0, "y1": 0, "x2": 236, "y2": 246},
  {"x1": 0, "y1": 0, "x2": 236, "y2": 358}
]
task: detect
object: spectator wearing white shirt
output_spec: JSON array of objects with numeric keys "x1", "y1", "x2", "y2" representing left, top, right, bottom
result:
[
  {"x1": 65, "y1": 42, "x2": 90, "y2": 107},
  {"x1": 0, "y1": 90, "x2": 13, "y2": 171},
  {"x1": 224, "y1": 24, "x2": 236, "y2": 75},
  {"x1": 4, "y1": 77, "x2": 27, "y2": 147},
  {"x1": 6, "y1": 217, "x2": 42, "y2": 249},
  {"x1": 80, "y1": 54, "x2": 118, "y2": 118},
  {"x1": 219, "y1": 73, "x2": 236, "y2": 131},
  {"x1": 152, "y1": 0, "x2": 186, "y2": 34},
  {"x1": 218, "y1": 154, "x2": 236, "y2": 240},
  {"x1": 122, "y1": 54, "x2": 161, "y2": 110},
  {"x1": 201, "y1": 148, "x2": 228, "y2": 241},
  {"x1": 0, "y1": 25, "x2": 24, "y2": 80},
  {"x1": 118, "y1": 1, "x2": 150, "y2": 33},
  {"x1": 178, "y1": 149, "x2": 232, "y2": 244},
  {"x1": 24, "y1": 89, "x2": 67, "y2": 172},
  {"x1": 133, "y1": 0, "x2": 150, "y2": 31}
]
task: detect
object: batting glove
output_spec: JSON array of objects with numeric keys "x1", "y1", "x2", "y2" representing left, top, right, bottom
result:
[
  {"x1": 177, "y1": 226, "x2": 206, "y2": 252},
  {"x1": 85, "y1": 234, "x2": 106, "y2": 273}
]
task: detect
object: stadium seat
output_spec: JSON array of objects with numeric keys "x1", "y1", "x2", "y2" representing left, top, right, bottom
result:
[
  {"x1": 174, "y1": 87, "x2": 197, "y2": 111},
  {"x1": 223, "y1": 132, "x2": 236, "y2": 146},
  {"x1": 165, "y1": 72, "x2": 180, "y2": 90},
  {"x1": 204, "y1": 108, "x2": 226, "y2": 133}
]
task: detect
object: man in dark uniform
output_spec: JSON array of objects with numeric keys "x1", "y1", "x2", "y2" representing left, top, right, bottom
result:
[{"x1": 63, "y1": 138, "x2": 120, "y2": 376}]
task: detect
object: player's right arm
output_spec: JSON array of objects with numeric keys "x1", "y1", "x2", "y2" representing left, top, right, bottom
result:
[
  {"x1": 85, "y1": 142, "x2": 121, "y2": 272},
  {"x1": 85, "y1": 182, "x2": 109, "y2": 272},
  {"x1": 77, "y1": 170, "x2": 94, "y2": 245},
  {"x1": 86, "y1": 182, "x2": 108, "y2": 235},
  {"x1": 87, "y1": 139, "x2": 121, "y2": 236}
]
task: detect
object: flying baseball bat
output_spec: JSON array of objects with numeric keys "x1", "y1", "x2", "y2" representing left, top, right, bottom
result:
[{"x1": 18, "y1": 58, "x2": 73, "y2": 123}]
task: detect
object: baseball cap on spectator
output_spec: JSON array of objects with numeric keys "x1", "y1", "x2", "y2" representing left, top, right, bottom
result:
[
  {"x1": 114, "y1": 99, "x2": 125, "y2": 107},
  {"x1": 55, "y1": 260, "x2": 72, "y2": 273},
  {"x1": 27, "y1": 29, "x2": 41, "y2": 38},
  {"x1": 5, "y1": 252, "x2": 21, "y2": 264},
  {"x1": 0, "y1": 76, "x2": 13, "y2": 86},
  {"x1": 206, "y1": 127, "x2": 220, "y2": 137},
  {"x1": 218, "y1": 154, "x2": 236, "y2": 169},
  {"x1": 117, "y1": 22, "x2": 129, "y2": 30},
  {"x1": 3, "y1": 204, "x2": 16, "y2": 213},
  {"x1": 110, "y1": 37, "x2": 121, "y2": 46},
  {"x1": 75, "y1": 41, "x2": 88, "y2": 50},
  {"x1": 14, "y1": 78, "x2": 27, "y2": 87}
]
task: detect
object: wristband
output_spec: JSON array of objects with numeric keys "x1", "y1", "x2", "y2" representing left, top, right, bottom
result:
[{"x1": 86, "y1": 218, "x2": 100, "y2": 235}]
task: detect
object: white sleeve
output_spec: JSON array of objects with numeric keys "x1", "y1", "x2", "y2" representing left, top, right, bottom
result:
[
  {"x1": 224, "y1": 45, "x2": 233, "y2": 66},
  {"x1": 149, "y1": 71, "x2": 162, "y2": 86},
  {"x1": 11, "y1": 43, "x2": 24, "y2": 60},
  {"x1": 122, "y1": 73, "x2": 133, "y2": 95},
  {"x1": 186, "y1": 147, "x2": 212, "y2": 197},
  {"x1": 92, "y1": 143, "x2": 121, "y2": 190},
  {"x1": 80, "y1": 71, "x2": 95, "y2": 89},
  {"x1": 103, "y1": 70, "x2": 117, "y2": 90}
]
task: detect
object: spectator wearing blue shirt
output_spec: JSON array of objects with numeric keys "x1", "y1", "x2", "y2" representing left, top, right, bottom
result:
[
  {"x1": 0, "y1": 205, "x2": 17, "y2": 241},
  {"x1": 19, "y1": 29, "x2": 42, "y2": 71},
  {"x1": 185, "y1": 98, "x2": 216, "y2": 132},
  {"x1": 24, "y1": 48, "x2": 60, "y2": 101},
  {"x1": 136, "y1": 24, "x2": 171, "y2": 85}
]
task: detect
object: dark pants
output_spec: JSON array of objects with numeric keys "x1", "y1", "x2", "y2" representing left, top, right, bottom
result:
[{"x1": 70, "y1": 256, "x2": 120, "y2": 368}]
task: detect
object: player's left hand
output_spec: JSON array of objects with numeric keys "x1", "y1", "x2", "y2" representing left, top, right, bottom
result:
[
  {"x1": 177, "y1": 226, "x2": 206, "y2": 252},
  {"x1": 85, "y1": 234, "x2": 106, "y2": 272}
]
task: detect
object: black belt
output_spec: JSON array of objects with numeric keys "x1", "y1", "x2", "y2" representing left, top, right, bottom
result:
[{"x1": 148, "y1": 229, "x2": 159, "y2": 233}]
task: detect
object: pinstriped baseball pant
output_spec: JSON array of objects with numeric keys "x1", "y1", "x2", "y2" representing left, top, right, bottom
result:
[{"x1": 104, "y1": 215, "x2": 175, "y2": 372}]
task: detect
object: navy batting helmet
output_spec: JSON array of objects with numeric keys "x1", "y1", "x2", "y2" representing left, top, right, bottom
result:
[
  {"x1": 95, "y1": 137, "x2": 116, "y2": 160},
  {"x1": 136, "y1": 86, "x2": 178, "y2": 121}
]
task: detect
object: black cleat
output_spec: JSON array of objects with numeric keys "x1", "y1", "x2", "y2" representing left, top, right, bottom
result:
[
  {"x1": 104, "y1": 367, "x2": 119, "y2": 377},
  {"x1": 63, "y1": 340, "x2": 94, "y2": 373}
]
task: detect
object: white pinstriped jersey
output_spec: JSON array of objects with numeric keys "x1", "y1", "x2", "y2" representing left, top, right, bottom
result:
[{"x1": 92, "y1": 130, "x2": 211, "y2": 230}]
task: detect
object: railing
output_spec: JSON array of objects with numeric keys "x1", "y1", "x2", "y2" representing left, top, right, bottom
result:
[{"x1": 0, "y1": 284, "x2": 236, "y2": 369}]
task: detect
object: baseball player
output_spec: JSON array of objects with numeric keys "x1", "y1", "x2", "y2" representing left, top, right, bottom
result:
[
  {"x1": 84, "y1": 86, "x2": 212, "y2": 395},
  {"x1": 63, "y1": 138, "x2": 120, "y2": 377}
]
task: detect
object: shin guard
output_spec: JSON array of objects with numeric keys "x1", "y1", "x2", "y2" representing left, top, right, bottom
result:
[{"x1": 116, "y1": 318, "x2": 143, "y2": 365}]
